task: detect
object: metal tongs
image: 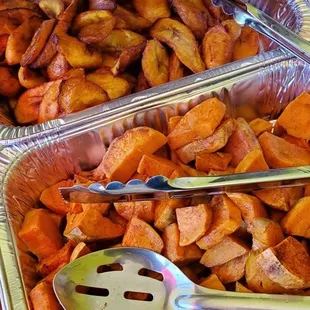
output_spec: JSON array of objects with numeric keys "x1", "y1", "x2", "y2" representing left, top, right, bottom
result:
[
  {"x1": 59, "y1": 166, "x2": 310, "y2": 203},
  {"x1": 212, "y1": 0, "x2": 310, "y2": 65}
]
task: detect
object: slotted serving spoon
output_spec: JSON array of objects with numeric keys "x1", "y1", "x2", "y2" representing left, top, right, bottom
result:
[{"x1": 53, "y1": 247, "x2": 309, "y2": 310}]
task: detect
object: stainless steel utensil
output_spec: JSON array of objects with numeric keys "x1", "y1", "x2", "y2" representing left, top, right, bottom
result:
[
  {"x1": 212, "y1": 0, "x2": 310, "y2": 65},
  {"x1": 59, "y1": 166, "x2": 310, "y2": 203},
  {"x1": 53, "y1": 247, "x2": 310, "y2": 310}
]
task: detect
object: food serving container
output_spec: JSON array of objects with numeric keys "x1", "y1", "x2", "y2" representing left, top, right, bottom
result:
[
  {"x1": 1, "y1": 51, "x2": 310, "y2": 309},
  {"x1": 0, "y1": 0, "x2": 310, "y2": 146}
]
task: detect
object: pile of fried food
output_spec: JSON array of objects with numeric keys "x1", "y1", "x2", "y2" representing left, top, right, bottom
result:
[
  {"x1": 0, "y1": 0, "x2": 264, "y2": 125},
  {"x1": 19, "y1": 92, "x2": 310, "y2": 309}
]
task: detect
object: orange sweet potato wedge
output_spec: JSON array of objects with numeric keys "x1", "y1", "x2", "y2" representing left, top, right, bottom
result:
[
  {"x1": 270, "y1": 209, "x2": 286, "y2": 223},
  {"x1": 211, "y1": 253, "x2": 250, "y2": 284},
  {"x1": 70, "y1": 242, "x2": 91, "y2": 262},
  {"x1": 37, "y1": 242, "x2": 73, "y2": 277},
  {"x1": 114, "y1": 201, "x2": 155, "y2": 223},
  {"x1": 249, "y1": 118, "x2": 272, "y2": 137},
  {"x1": 171, "y1": 0, "x2": 212, "y2": 39},
  {"x1": 235, "y1": 149, "x2": 269, "y2": 173},
  {"x1": 40, "y1": 180, "x2": 74, "y2": 215},
  {"x1": 196, "y1": 152, "x2": 232, "y2": 172},
  {"x1": 249, "y1": 218, "x2": 284, "y2": 251},
  {"x1": 65, "y1": 208, "x2": 125, "y2": 243},
  {"x1": 277, "y1": 92, "x2": 310, "y2": 139},
  {"x1": 162, "y1": 223, "x2": 203, "y2": 264},
  {"x1": 142, "y1": 39, "x2": 169, "y2": 87},
  {"x1": 224, "y1": 117, "x2": 261, "y2": 167},
  {"x1": 47, "y1": 52, "x2": 71, "y2": 80},
  {"x1": 14, "y1": 81, "x2": 54, "y2": 124},
  {"x1": 122, "y1": 216, "x2": 164, "y2": 253},
  {"x1": 197, "y1": 195, "x2": 242, "y2": 250},
  {"x1": 102, "y1": 127, "x2": 167, "y2": 182},
  {"x1": 109, "y1": 208, "x2": 128, "y2": 228},
  {"x1": 80, "y1": 203, "x2": 110, "y2": 215},
  {"x1": 232, "y1": 26, "x2": 259, "y2": 61},
  {"x1": 18, "y1": 66, "x2": 46, "y2": 89},
  {"x1": 168, "y1": 98, "x2": 226, "y2": 150},
  {"x1": 281, "y1": 197, "x2": 310, "y2": 238},
  {"x1": 168, "y1": 116, "x2": 183, "y2": 135},
  {"x1": 199, "y1": 274, "x2": 226, "y2": 291},
  {"x1": 21, "y1": 19, "x2": 56, "y2": 66},
  {"x1": 254, "y1": 187, "x2": 303, "y2": 211},
  {"x1": 59, "y1": 77, "x2": 109, "y2": 114},
  {"x1": 256, "y1": 237, "x2": 310, "y2": 290},
  {"x1": 39, "y1": 263, "x2": 66, "y2": 285},
  {"x1": 133, "y1": 0, "x2": 170, "y2": 23},
  {"x1": 18, "y1": 209, "x2": 63, "y2": 260},
  {"x1": 176, "y1": 204, "x2": 212, "y2": 246},
  {"x1": 0, "y1": 66, "x2": 21, "y2": 97},
  {"x1": 137, "y1": 154, "x2": 182, "y2": 178},
  {"x1": 151, "y1": 18, "x2": 205, "y2": 73},
  {"x1": 226, "y1": 193, "x2": 267, "y2": 230},
  {"x1": 48, "y1": 212, "x2": 64, "y2": 229},
  {"x1": 221, "y1": 20, "x2": 241, "y2": 43},
  {"x1": 282, "y1": 134, "x2": 309, "y2": 150},
  {"x1": 259, "y1": 132, "x2": 310, "y2": 168},
  {"x1": 200, "y1": 235, "x2": 250, "y2": 267},
  {"x1": 30, "y1": 282, "x2": 62, "y2": 310},
  {"x1": 235, "y1": 282, "x2": 253, "y2": 293},
  {"x1": 202, "y1": 25, "x2": 233, "y2": 69},
  {"x1": 169, "y1": 51, "x2": 185, "y2": 82},
  {"x1": 176, "y1": 118, "x2": 235, "y2": 164}
]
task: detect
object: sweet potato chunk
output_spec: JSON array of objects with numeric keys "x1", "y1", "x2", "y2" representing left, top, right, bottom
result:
[
  {"x1": 122, "y1": 216, "x2": 164, "y2": 253},
  {"x1": 278, "y1": 92, "x2": 310, "y2": 139},
  {"x1": 233, "y1": 26, "x2": 259, "y2": 61},
  {"x1": 249, "y1": 218, "x2": 284, "y2": 251},
  {"x1": 30, "y1": 282, "x2": 62, "y2": 310},
  {"x1": 40, "y1": 180, "x2": 74, "y2": 215},
  {"x1": 6, "y1": 16, "x2": 42, "y2": 65},
  {"x1": 168, "y1": 98, "x2": 226, "y2": 150},
  {"x1": 171, "y1": 0, "x2": 211, "y2": 39},
  {"x1": 197, "y1": 195, "x2": 242, "y2": 249},
  {"x1": 281, "y1": 197, "x2": 310, "y2": 238},
  {"x1": 235, "y1": 149, "x2": 269, "y2": 173},
  {"x1": 151, "y1": 18, "x2": 205, "y2": 73},
  {"x1": 176, "y1": 118, "x2": 235, "y2": 164},
  {"x1": 86, "y1": 72, "x2": 130, "y2": 100},
  {"x1": 137, "y1": 154, "x2": 182, "y2": 178},
  {"x1": 199, "y1": 274, "x2": 226, "y2": 291},
  {"x1": 142, "y1": 39, "x2": 169, "y2": 87},
  {"x1": 21, "y1": 19, "x2": 56, "y2": 66},
  {"x1": 270, "y1": 209, "x2": 286, "y2": 223},
  {"x1": 235, "y1": 282, "x2": 252, "y2": 293},
  {"x1": 200, "y1": 235, "x2": 250, "y2": 267},
  {"x1": 0, "y1": 66, "x2": 21, "y2": 97},
  {"x1": 226, "y1": 193, "x2": 267, "y2": 230},
  {"x1": 133, "y1": 0, "x2": 170, "y2": 23},
  {"x1": 55, "y1": 33, "x2": 102, "y2": 69},
  {"x1": 14, "y1": 81, "x2": 54, "y2": 124},
  {"x1": 202, "y1": 25, "x2": 233, "y2": 69},
  {"x1": 102, "y1": 127, "x2": 167, "y2": 182},
  {"x1": 162, "y1": 223, "x2": 203, "y2": 264},
  {"x1": 211, "y1": 253, "x2": 249, "y2": 284},
  {"x1": 259, "y1": 132, "x2": 310, "y2": 168},
  {"x1": 65, "y1": 208, "x2": 125, "y2": 243},
  {"x1": 168, "y1": 116, "x2": 182, "y2": 134},
  {"x1": 37, "y1": 242, "x2": 73, "y2": 277},
  {"x1": 70, "y1": 242, "x2": 91, "y2": 262},
  {"x1": 224, "y1": 118, "x2": 261, "y2": 167},
  {"x1": 256, "y1": 237, "x2": 310, "y2": 290},
  {"x1": 249, "y1": 118, "x2": 272, "y2": 137},
  {"x1": 109, "y1": 208, "x2": 128, "y2": 228},
  {"x1": 114, "y1": 201, "x2": 155, "y2": 223},
  {"x1": 18, "y1": 66, "x2": 46, "y2": 89},
  {"x1": 169, "y1": 52, "x2": 185, "y2": 82},
  {"x1": 254, "y1": 187, "x2": 303, "y2": 211},
  {"x1": 282, "y1": 134, "x2": 309, "y2": 149},
  {"x1": 114, "y1": 5, "x2": 152, "y2": 32},
  {"x1": 196, "y1": 152, "x2": 232, "y2": 172},
  {"x1": 176, "y1": 204, "x2": 212, "y2": 246},
  {"x1": 59, "y1": 77, "x2": 109, "y2": 114},
  {"x1": 38, "y1": 79, "x2": 62, "y2": 123},
  {"x1": 39, "y1": 262, "x2": 66, "y2": 285},
  {"x1": 222, "y1": 20, "x2": 241, "y2": 43},
  {"x1": 18, "y1": 209, "x2": 63, "y2": 260}
]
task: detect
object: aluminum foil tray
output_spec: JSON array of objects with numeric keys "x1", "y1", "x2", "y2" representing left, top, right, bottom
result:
[
  {"x1": 0, "y1": 0, "x2": 310, "y2": 146},
  {"x1": 0, "y1": 55, "x2": 310, "y2": 309}
]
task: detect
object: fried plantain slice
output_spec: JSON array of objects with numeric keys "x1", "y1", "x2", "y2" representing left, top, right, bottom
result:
[
  {"x1": 0, "y1": 66, "x2": 21, "y2": 97},
  {"x1": 89, "y1": 0, "x2": 117, "y2": 11},
  {"x1": 0, "y1": 16, "x2": 19, "y2": 36},
  {"x1": 132, "y1": 0, "x2": 170, "y2": 23},
  {"x1": 18, "y1": 66, "x2": 47, "y2": 89},
  {"x1": 47, "y1": 52, "x2": 72, "y2": 80},
  {"x1": 0, "y1": 0, "x2": 39, "y2": 12},
  {"x1": 0, "y1": 8, "x2": 42, "y2": 24},
  {"x1": 39, "y1": 0, "x2": 64, "y2": 18},
  {"x1": 169, "y1": 51, "x2": 185, "y2": 81},
  {"x1": 151, "y1": 18, "x2": 205, "y2": 73}
]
